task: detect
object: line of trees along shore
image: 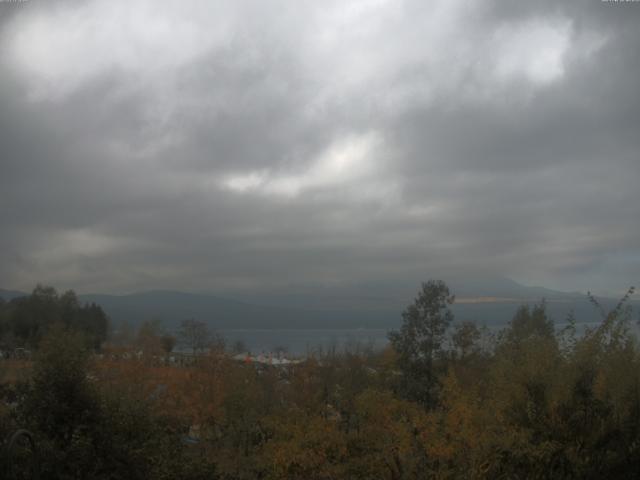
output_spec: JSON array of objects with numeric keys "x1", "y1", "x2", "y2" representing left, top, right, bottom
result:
[{"x1": 0, "y1": 281, "x2": 639, "y2": 479}]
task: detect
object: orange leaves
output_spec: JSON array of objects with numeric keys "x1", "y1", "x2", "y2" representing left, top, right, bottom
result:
[
  {"x1": 91, "y1": 353, "x2": 228, "y2": 429},
  {"x1": 81, "y1": 327, "x2": 640, "y2": 480}
]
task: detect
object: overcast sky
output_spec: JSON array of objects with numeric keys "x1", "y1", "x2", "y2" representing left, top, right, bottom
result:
[{"x1": 1, "y1": 0, "x2": 639, "y2": 297}]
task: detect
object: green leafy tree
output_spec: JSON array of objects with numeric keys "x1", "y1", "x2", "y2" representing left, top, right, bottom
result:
[
  {"x1": 16, "y1": 326, "x2": 100, "y2": 477},
  {"x1": 5, "y1": 286, "x2": 109, "y2": 349},
  {"x1": 504, "y1": 301, "x2": 554, "y2": 345},
  {"x1": 15, "y1": 325, "x2": 218, "y2": 479},
  {"x1": 388, "y1": 280, "x2": 454, "y2": 407},
  {"x1": 451, "y1": 320, "x2": 481, "y2": 360}
]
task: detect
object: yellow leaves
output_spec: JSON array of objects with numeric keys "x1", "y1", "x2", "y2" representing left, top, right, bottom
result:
[
  {"x1": 355, "y1": 389, "x2": 423, "y2": 451},
  {"x1": 378, "y1": 345, "x2": 399, "y2": 370},
  {"x1": 423, "y1": 371, "x2": 476, "y2": 462},
  {"x1": 255, "y1": 389, "x2": 433, "y2": 480},
  {"x1": 80, "y1": 323, "x2": 640, "y2": 480},
  {"x1": 349, "y1": 389, "x2": 429, "y2": 478},
  {"x1": 421, "y1": 369, "x2": 527, "y2": 477},
  {"x1": 260, "y1": 411, "x2": 347, "y2": 480}
]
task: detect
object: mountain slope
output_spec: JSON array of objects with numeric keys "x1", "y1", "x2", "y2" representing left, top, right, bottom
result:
[
  {"x1": 0, "y1": 289, "x2": 27, "y2": 301},
  {"x1": 3, "y1": 279, "x2": 634, "y2": 330},
  {"x1": 79, "y1": 282, "x2": 631, "y2": 330},
  {"x1": 79, "y1": 290, "x2": 396, "y2": 329}
]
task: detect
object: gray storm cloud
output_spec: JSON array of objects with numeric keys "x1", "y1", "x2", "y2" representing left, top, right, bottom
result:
[{"x1": 0, "y1": 0, "x2": 638, "y2": 296}]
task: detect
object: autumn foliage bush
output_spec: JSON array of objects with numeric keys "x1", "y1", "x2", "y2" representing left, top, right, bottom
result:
[{"x1": 1, "y1": 283, "x2": 639, "y2": 479}]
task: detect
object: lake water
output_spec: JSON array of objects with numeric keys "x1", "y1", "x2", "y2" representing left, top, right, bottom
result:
[
  {"x1": 220, "y1": 329, "x2": 390, "y2": 356},
  {"x1": 220, "y1": 321, "x2": 639, "y2": 356}
]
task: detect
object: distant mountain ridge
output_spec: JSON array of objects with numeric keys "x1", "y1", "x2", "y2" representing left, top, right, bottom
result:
[
  {"x1": 0, "y1": 289, "x2": 27, "y2": 301},
  {"x1": 3, "y1": 287, "x2": 338, "y2": 328},
  {"x1": 1, "y1": 280, "x2": 635, "y2": 330}
]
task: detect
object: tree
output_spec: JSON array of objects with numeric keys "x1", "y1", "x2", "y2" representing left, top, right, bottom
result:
[
  {"x1": 4, "y1": 286, "x2": 109, "y2": 349},
  {"x1": 503, "y1": 301, "x2": 554, "y2": 346},
  {"x1": 388, "y1": 280, "x2": 454, "y2": 407},
  {"x1": 451, "y1": 320, "x2": 481, "y2": 360},
  {"x1": 16, "y1": 326, "x2": 101, "y2": 477},
  {"x1": 15, "y1": 326, "x2": 218, "y2": 479},
  {"x1": 9, "y1": 285, "x2": 59, "y2": 345},
  {"x1": 112, "y1": 319, "x2": 134, "y2": 346},
  {"x1": 18, "y1": 326, "x2": 97, "y2": 443},
  {"x1": 179, "y1": 319, "x2": 211, "y2": 355},
  {"x1": 136, "y1": 319, "x2": 164, "y2": 356},
  {"x1": 160, "y1": 334, "x2": 177, "y2": 354},
  {"x1": 80, "y1": 302, "x2": 109, "y2": 350}
]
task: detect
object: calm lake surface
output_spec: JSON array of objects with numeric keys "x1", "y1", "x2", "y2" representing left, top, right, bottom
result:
[
  {"x1": 220, "y1": 321, "x2": 637, "y2": 356},
  {"x1": 220, "y1": 329, "x2": 389, "y2": 355}
]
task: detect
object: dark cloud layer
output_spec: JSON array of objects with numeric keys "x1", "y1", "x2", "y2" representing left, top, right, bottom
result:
[{"x1": 1, "y1": 0, "x2": 639, "y2": 296}]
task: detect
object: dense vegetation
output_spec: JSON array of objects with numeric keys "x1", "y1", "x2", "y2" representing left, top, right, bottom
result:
[
  {"x1": 0, "y1": 285, "x2": 108, "y2": 350},
  {"x1": 1, "y1": 282, "x2": 639, "y2": 479}
]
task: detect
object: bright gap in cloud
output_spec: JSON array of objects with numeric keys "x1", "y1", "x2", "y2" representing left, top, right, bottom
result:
[
  {"x1": 29, "y1": 228, "x2": 132, "y2": 264},
  {"x1": 492, "y1": 18, "x2": 573, "y2": 86},
  {"x1": 222, "y1": 132, "x2": 383, "y2": 198}
]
